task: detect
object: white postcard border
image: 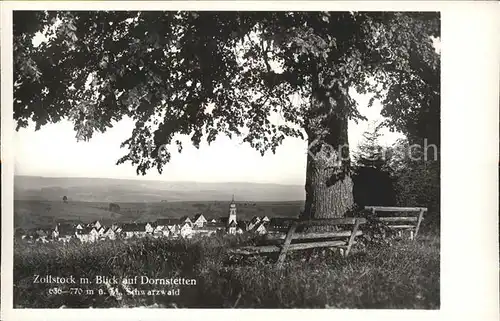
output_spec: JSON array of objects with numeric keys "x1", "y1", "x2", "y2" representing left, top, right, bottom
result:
[{"x1": 2, "y1": 1, "x2": 499, "y2": 321}]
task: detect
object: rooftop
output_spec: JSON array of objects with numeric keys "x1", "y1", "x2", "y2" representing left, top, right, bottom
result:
[{"x1": 121, "y1": 223, "x2": 147, "y2": 232}]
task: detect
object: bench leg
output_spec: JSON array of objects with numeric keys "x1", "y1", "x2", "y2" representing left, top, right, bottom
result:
[
  {"x1": 276, "y1": 223, "x2": 298, "y2": 268},
  {"x1": 414, "y1": 209, "x2": 425, "y2": 241},
  {"x1": 345, "y1": 219, "x2": 361, "y2": 257}
]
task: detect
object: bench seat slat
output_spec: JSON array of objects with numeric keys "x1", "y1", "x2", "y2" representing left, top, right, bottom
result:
[
  {"x1": 298, "y1": 217, "x2": 366, "y2": 226},
  {"x1": 266, "y1": 230, "x2": 363, "y2": 240},
  {"x1": 378, "y1": 217, "x2": 418, "y2": 222},
  {"x1": 387, "y1": 225, "x2": 416, "y2": 229},
  {"x1": 365, "y1": 206, "x2": 427, "y2": 212},
  {"x1": 233, "y1": 240, "x2": 347, "y2": 255}
]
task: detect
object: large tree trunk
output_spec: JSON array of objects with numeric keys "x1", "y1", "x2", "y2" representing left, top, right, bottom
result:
[
  {"x1": 303, "y1": 117, "x2": 354, "y2": 220},
  {"x1": 302, "y1": 72, "x2": 354, "y2": 221}
]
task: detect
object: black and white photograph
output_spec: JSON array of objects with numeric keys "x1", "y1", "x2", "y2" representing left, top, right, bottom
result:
[{"x1": 1, "y1": 1, "x2": 498, "y2": 318}]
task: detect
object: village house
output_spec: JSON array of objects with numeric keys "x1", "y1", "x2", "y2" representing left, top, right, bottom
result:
[
  {"x1": 58, "y1": 234, "x2": 73, "y2": 243},
  {"x1": 54, "y1": 223, "x2": 76, "y2": 241},
  {"x1": 77, "y1": 227, "x2": 99, "y2": 243},
  {"x1": 152, "y1": 224, "x2": 164, "y2": 234},
  {"x1": 151, "y1": 223, "x2": 175, "y2": 238},
  {"x1": 227, "y1": 221, "x2": 237, "y2": 235},
  {"x1": 179, "y1": 216, "x2": 192, "y2": 224},
  {"x1": 248, "y1": 216, "x2": 261, "y2": 230},
  {"x1": 261, "y1": 216, "x2": 270, "y2": 223},
  {"x1": 154, "y1": 218, "x2": 194, "y2": 238},
  {"x1": 101, "y1": 227, "x2": 117, "y2": 240},
  {"x1": 120, "y1": 223, "x2": 148, "y2": 239},
  {"x1": 155, "y1": 218, "x2": 180, "y2": 233},
  {"x1": 151, "y1": 225, "x2": 166, "y2": 238},
  {"x1": 97, "y1": 226, "x2": 106, "y2": 236},
  {"x1": 198, "y1": 221, "x2": 225, "y2": 236},
  {"x1": 191, "y1": 214, "x2": 207, "y2": 228},
  {"x1": 88, "y1": 220, "x2": 102, "y2": 230},
  {"x1": 161, "y1": 227, "x2": 171, "y2": 238},
  {"x1": 251, "y1": 221, "x2": 267, "y2": 235},
  {"x1": 179, "y1": 221, "x2": 193, "y2": 238},
  {"x1": 35, "y1": 227, "x2": 53, "y2": 242},
  {"x1": 26, "y1": 230, "x2": 40, "y2": 242},
  {"x1": 168, "y1": 224, "x2": 180, "y2": 237},
  {"x1": 236, "y1": 221, "x2": 247, "y2": 234},
  {"x1": 18, "y1": 228, "x2": 38, "y2": 242},
  {"x1": 18, "y1": 229, "x2": 31, "y2": 242},
  {"x1": 21, "y1": 233, "x2": 31, "y2": 241},
  {"x1": 36, "y1": 236, "x2": 50, "y2": 243},
  {"x1": 111, "y1": 224, "x2": 122, "y2": 233},
  {"x1": 145, "y1": 222, "x2": 154, "y2": 234}
]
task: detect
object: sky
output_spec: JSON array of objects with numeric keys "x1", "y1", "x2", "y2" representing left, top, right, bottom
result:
[{"x1": 14, "y1": 92, "x2": 403, "y2": 185}]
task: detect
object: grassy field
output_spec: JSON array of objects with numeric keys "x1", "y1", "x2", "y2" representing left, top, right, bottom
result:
[
  {"x1": 14, "y1": 200, "x2": 124, "y2": 229},
  {"x1": 14, "y1": 232, "x2": 440, "y2": 309},
  {"x1": 14, "y1": 200, "x2": 305, "y2": 229}
]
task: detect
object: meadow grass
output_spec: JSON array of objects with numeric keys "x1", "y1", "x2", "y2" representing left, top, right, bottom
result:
[{"x1": 13, "y1": 233, "x2": 439, "y2": 309}]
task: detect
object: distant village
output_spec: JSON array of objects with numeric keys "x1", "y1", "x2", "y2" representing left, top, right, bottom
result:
[{"x1": 16, "y1": 198, "x2": 291, "y2": 244}]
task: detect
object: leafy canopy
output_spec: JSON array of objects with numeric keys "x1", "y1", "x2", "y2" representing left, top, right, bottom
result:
[
  {"x1": 14, "y1": 11, "x2": 440, "y2": 175},
  {"x1": 354, "y1": 122, "x2": 389, "y2": 171}
]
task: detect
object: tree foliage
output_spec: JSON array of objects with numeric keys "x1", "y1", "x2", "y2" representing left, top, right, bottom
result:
[
  {"x1": 109, "y1": 202, "x2": 121, "y2": 212},
  {"x1": 14, "y1": 11, "x2": 440, "y2": 176},
  {"x1": 353, "y1": 122, "x2": 389, "y2": 171},
  {"x1": 377, "y1": 18, "x2": 440, "y2": 147},
  {"x1": 388, "y1": 138, "x2": 440, "y2": 215},
  {"x1": 352, "y1": 124, "x2": 396, "y2": 208}
]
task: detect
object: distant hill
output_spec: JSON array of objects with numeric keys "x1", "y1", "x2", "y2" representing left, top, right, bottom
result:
[{"x1": 14, "y1": 176, "x2": 305, "y2": 202}]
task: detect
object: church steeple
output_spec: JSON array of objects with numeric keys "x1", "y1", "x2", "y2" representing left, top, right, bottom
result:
[{"x1": 228, "y1": 195, "x2": 237, "y2": 225}]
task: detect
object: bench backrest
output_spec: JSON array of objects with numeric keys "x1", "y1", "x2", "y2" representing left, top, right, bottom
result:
[
  {"x1": 267, "y1": 218, "x2": 366, "y2": 239},
  {"x1": 272, "y1": 218, "x2": 366, "y2": 266},
  {"x1": 364, "y1": 206, "x2": 427, "y2": 239},
  {"x1": 230, "y1": 217, "x2": 367, "y2": 267}
]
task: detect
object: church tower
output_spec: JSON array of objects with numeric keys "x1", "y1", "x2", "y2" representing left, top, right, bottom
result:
[{"x1": 228, "y1": 194, "x2": 237, "y2": 225}]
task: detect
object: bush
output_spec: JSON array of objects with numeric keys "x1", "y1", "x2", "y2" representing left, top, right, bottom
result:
[{"x1": 388, "y1": 139, "x2": 440, "y2": 231}]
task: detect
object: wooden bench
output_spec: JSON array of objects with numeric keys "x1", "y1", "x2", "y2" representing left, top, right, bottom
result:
[
  {"x1": 364, "y1": 206, "x2": 427, "y2": 240},
  {"x1": 230, "y1": 217, "x2": 366, "y2": 267}
]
